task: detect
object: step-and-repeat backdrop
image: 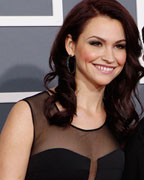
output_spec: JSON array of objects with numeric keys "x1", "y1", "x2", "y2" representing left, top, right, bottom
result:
[{"x1": 0, "y1": 0, "x2": 144, "y2": 131}]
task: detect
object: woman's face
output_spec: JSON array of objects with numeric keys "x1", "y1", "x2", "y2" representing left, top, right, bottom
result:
[{"x1": 65, "y1": 15, "x2": 127, "y2": 88}]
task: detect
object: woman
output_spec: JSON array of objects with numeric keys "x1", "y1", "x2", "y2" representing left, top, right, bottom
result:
[{"x1": 0, "y1": 0, "x2": 144, "y2": 179}]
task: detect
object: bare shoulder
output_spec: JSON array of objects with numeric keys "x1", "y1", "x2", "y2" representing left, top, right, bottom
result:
[
  {"x1": 1, "y1": 100, "x2": 33, "y2": 138},
  {"x1": 0, "y1": 101, "x2": 33, "y2": 180},
  {"x1": 8, "y1": 100, "x2": 32, "y2": 119}
]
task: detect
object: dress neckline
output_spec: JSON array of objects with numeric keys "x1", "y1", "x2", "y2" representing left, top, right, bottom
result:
[
  {"x1": 46, "y1": 90, "x2": 107, "y2": 132},
  {"x1": 70, "y1": 120, "x2": 107, "y2": 132}
]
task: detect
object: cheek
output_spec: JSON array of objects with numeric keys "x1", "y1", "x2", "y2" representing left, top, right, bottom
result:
[
  {"x1": 117, "y1": 52, "x2": 127, "y2": 66},
  {"x1": 78, "y1": 48, "x2": 98, "y2": 63}
]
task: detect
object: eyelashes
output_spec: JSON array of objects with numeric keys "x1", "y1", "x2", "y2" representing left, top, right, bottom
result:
[
  {"x1": 115, "y1": 44, "x2": 126, "y2": 49},
  {"x1": 88, "y1": 40, "x2": 126, "y2": 49},
  {"x1": 89, "y1": 41, "x2": 102, "y2": 46}
]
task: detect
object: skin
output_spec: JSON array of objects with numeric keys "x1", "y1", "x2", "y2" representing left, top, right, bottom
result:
[
  {"x1": 0, "y1": 101, "x2": 33, "y2": 180},
  {"x1": 65, "y1": 15, "x2": 126, "y2": 129},
  {"x1": 66, "y1": 16, "x2": 126, "y2": 89},
  {"x1": 0, "y1": 15, "x2": 127, "y2": 179}
]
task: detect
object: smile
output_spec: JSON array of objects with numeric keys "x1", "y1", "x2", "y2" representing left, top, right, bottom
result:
[{"x1": 93, "y1": 64, "x2": 115, "y2": 74}]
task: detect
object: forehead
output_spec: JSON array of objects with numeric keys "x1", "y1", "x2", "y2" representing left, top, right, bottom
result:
[{"x1": 79, "y1": 15, "x2": 125, "y2": 41}]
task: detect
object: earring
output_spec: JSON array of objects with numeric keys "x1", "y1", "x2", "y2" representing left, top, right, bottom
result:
[{"x1": 67, "y1": 55, "x2": 76, "y2": 74}]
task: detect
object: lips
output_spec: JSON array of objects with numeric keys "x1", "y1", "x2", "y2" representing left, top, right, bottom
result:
[{"x1": 92, "y1": 64, "x2": 115, "y2": 74}]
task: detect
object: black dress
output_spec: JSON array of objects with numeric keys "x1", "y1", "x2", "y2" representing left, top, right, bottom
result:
[
  {"x1": 123, "y1": 117, "x2": 144, "y2": 180},
  {"x1": 24, "y1": 91, "x2": 124, "y2": 180}
]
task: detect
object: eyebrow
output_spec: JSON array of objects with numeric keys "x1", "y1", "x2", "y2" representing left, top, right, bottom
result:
[{"x1": 87, "y1": 36, "x2": 126, "y2": 43}]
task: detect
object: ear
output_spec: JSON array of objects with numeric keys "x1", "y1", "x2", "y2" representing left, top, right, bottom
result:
[{"x1": 65, "y1": 34, "x2": 75, "y2": 56}]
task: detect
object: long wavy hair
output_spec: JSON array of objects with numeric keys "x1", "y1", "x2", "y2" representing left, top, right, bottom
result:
[{"x1": 44, "y1": 0, "x2": 144, "y2": 142}]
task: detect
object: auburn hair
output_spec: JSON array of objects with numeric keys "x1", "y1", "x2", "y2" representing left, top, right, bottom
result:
[{"x1": 44, "y1": 0, "x2": 144, "y2": 142}]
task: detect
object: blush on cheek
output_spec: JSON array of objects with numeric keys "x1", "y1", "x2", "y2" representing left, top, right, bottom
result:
[
  {"x1": 118, "y1": 54, "x2": 127, "y2": 65},
  {"x1": 81, "y1": 51, "x2": 97, "y2": 62}
]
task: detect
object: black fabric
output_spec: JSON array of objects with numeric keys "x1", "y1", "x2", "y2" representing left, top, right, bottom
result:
[
  {"x1": 24, "y1": 91, "x2": 124, "y2": 180},
  {"x1": 123, "y1": 117, "x2": 144, "y2": 180}
]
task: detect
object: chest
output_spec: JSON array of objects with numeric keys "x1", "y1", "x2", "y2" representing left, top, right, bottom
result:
[{"x1": 26, "y1": 124, "x2": 124, "y2": 180}]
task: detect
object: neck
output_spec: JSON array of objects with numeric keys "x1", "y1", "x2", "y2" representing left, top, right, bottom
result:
[{"x1": 76, "y1": 79, "x2": 105, "y2": 113}]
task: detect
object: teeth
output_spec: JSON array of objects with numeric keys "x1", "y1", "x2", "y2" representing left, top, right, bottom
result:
[{"x1": 95, "y1": 65, "x2": 113, "y2": 72}]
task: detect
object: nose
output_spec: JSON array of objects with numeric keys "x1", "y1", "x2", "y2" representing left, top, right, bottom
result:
[{"x1": 102, "y1": 47, "x2": 115, "y2": 63}]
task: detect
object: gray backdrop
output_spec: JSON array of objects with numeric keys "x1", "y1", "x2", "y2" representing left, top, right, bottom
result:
[{"x1": 0, "y1": 0, "x2": 144, "y2": 131}]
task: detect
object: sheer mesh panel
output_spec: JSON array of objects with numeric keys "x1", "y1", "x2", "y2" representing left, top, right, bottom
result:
[{"x1": 24, "y1": 91, "x2": 124, "y2": 180}]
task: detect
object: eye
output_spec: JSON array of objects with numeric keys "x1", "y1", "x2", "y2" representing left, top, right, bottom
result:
[
  {"x1": 89, "y1": 41, "x2": 102, "y2": 47},
  {"x1": 115, "y1": 44, "x2": 126, "y2": 49}
]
